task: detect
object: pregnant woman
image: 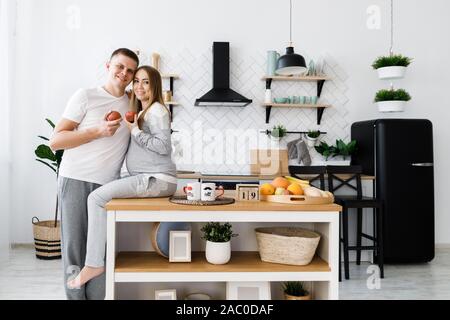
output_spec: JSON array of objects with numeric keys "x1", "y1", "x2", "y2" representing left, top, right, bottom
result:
[{"x1": 68, "y1": 66, "x2": 177, "y2": 289}]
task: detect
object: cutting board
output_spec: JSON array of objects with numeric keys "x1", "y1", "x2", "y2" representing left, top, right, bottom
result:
[{"x1": 260, "y1": 194, "x2": 334, "y2": 205}]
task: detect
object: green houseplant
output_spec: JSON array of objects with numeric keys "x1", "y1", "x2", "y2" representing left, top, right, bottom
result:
[
  {"x1": 32, "y1": 119, "x2": 64, "y2": 259},
  {"x1": 201, "y1": 222, "x2": 238, "y2": 265},
  {"x1": 372, "y1": 54, "x2": 412, "y2": 80},
  {"x1": 305, "y1": 130, "x2": 321, "y2": 147},
  {"x1": 270, "y1": 125, "x2": 287, "y2": 141},
  {"x1": 374, "y1": 88, "x2": 411, "y2": 112},
  {"x1": 314, "y1": 139, "x2": 357, "y2": 161},
  {"x1": 282, "y1": 281, "x2": 311, "y2": 300}
]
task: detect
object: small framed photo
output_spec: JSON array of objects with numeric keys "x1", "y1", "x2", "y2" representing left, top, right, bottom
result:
[
  {"x1": 155, "y1": 289, "x2": 177, "y2": 300},
  {"x1": 236, "y1": 184, "x2": 260, "y2": 202},
  {"x1": 226, "y1": 281, "x2": 271, "y2": 300},
  {"x1": 169, "y1": 230, "x2": 191, "y2": 262}
]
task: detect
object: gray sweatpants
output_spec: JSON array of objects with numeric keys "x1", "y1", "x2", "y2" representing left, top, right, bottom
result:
[
  {"x1": 58, "y1": 177, "x2": 105, "y2": 300},
  {"x1": 85, "y1": 174, "x2": 177, "y2": 267}
]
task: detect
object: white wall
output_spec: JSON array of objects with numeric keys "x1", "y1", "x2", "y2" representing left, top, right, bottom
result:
[{"x1": 10, "y1": 0, "x2": 450, "y2": 246}]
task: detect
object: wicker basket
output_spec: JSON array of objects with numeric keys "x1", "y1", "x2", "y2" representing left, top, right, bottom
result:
[
  {"x1": 32, "y1": 217, "x2": 61, "y2": 260},
  {"x1": 255, "y1": 227, "x2": 320, "y2": 266}
]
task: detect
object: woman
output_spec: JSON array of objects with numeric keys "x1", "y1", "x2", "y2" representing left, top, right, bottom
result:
[{"x1": 67, "y1": 66, "x2": 177, "y2": 289}]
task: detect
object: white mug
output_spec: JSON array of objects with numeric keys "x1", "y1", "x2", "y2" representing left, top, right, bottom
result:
[
  {"x1": 201, "y1": 183, "x2": 225, "y2": 201},
  {"x1": 183, "y1": 182, "x2": 201, "y2": 201}
]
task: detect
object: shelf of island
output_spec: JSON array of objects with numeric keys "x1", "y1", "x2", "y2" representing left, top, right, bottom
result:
[
  {"x1": 262, "y1": 75, "x2": 332, "y2": 125},
  {"x1": 105, "y1": 197, "x2": 342, "y2": 300},
  {"x1": 161, "y1": 74, "x2": 180, "y2": 122}
]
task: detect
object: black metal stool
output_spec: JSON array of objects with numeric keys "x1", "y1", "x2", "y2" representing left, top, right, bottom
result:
[
  {"x1": 326, "y1": 165, "x2": 384, "y2": 281},
  {"x1": 288, "y1": 165, "x2": 326, "y2": 190}
]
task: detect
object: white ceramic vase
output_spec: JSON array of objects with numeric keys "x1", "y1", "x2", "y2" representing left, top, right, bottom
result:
[
  {"x1": 377, "y1": 100, "x2": 406, "y2": 112},
  {"x1": 376, "y1": 66, "x2": 407, "y2": 80},
  {"x1": 305, "y1": 136, "x2": 318, "y2": 147},
  {"x1": 205, "y1": 240, "x2": 231, "y2": 265}
]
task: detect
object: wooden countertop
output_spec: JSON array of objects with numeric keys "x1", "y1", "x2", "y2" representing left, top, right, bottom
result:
[
  {"x1": 106, "y1": 195, "x2": 342, "y2": 212},
  {"x1": 176, "y1": 172, "x2": 375, "y2": 181}
]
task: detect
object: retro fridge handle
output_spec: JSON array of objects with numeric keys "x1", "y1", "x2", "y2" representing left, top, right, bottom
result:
[{"x1": 411, "y1": 163, "x2": 434, "y2": 167}]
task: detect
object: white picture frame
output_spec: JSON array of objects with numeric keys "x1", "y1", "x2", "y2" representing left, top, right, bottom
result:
[
  {"x1": 169, "y1": 230, "x2": 191, "y2": 262},
  {"x1": 155, "y1": 289, "x2": 177, "y2": 300},
  {"x1": 226, "y1": 281, "x2": 271, "y2": 300}
]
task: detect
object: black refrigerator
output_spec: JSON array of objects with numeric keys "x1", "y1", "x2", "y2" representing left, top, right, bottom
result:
[{"x1": 351, "y1": 119, "x2": 435, "y2": 263}]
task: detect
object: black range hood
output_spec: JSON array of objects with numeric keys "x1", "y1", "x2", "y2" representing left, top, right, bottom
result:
[{"x1": 195, "y1": 42, "x2": 252, "y2": 107}]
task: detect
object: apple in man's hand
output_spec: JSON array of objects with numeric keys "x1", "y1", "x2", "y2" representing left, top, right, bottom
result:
[
  {"x1": 106, "y1": 111, "x2": 122, "y2": 121},
  {"x1": 125, "y1": 111, "x2": 137, "y2": 123}
]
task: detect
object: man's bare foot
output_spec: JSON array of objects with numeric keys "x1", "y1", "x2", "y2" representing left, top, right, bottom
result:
[{"x1": 67, "y1": 266, "x2": 105, "y2": 289}]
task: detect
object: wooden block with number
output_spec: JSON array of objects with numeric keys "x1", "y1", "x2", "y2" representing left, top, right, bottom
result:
[{"x1": 236, "y1": 184, "x2": 260, "y2": 202}]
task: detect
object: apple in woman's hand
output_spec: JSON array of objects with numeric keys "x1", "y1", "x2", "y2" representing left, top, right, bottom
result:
[
  {"x1": 125, "y1": 111, "x2": 137, "y2": 123},
  {"x1": 106, "y1": 111, "x2": 122, "y2": 121}
]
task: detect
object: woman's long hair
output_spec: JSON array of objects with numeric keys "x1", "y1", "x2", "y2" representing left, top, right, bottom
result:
[{"x1": 129, "y1": 66, "x2": 171, "y2": 129}]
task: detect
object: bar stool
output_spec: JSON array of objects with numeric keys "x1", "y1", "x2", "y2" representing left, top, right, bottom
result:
[
  {"x1": 326, "y1": 165, "x2": 384, "y2": 281},
  {"x1": 288, "y1": 165, "x2": 326, "y2": 189}
]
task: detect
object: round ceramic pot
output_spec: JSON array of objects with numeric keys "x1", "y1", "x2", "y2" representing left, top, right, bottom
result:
[
  {"x1": 377, "y1": 100, "x2": 406, "y2": 112},
  {"x1": 205, "y1": 240, "x2": 231, "y2": 265},
  {"x1": 305, "y1": 136, "x2": 318, "y2": 147},
  {"x1": 376, "y1": 66, "x2": 407, "y2": 80},
  {"x1": 284, "y1": 293, "x2": 312, "y2": 300}
]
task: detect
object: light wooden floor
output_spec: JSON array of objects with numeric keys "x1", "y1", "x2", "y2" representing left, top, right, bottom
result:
[{"x1": 1, "y1": 247, "x2": 449, "y2": 300}]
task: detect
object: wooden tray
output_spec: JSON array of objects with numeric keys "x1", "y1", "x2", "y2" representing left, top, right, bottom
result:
[{"x1": 260, "y1": 194, "x2": 334, "y2": 205}]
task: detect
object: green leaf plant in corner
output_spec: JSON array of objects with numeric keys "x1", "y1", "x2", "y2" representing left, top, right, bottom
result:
[
  {"x1": 314, "y1": 139, "x2": 357, "y2": 160},
  {"x1": 35, "y1": 118, "x2": 64, "y2": 227}
]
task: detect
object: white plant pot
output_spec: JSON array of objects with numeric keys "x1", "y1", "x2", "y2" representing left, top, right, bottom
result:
[
  {"x1": 314, "y1": 156, "x2": 351, "y2": 166},
  {"x1": 377, "y1": 100, "x2": 406, "y2": 112},
  {"x1": 305, "y1": 136, "x2": 318, "y2": 147},
  {"x1": 205, "y1": 240, "x2": 231, "y2": 265},
  {"x1": 376, "y1": 66, "x2": 407, "y2": 80}
]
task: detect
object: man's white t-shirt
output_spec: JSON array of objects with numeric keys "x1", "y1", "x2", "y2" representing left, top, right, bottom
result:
[{"x1": 58, "y1": 87, "x2": 131, "y2": 185}]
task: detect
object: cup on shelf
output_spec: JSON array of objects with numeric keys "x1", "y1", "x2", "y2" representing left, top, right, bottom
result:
[
  {"x1": 311, "y1": 96, "x2": 318, "y2": 104},
  {"x1": 183, "y1": 182, "x2": 201, "y2": 201},
  {"x1": 299, "y1": 96, "x2": 306, "y2": 104},
  {"x1": 201, "y1": 183, "x2": 225, "y2": 202},
  {"x1": 304, "y1": 96, "x2": 311, "y2": 104}
]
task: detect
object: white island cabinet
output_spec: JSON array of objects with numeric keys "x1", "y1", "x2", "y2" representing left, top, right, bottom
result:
[{"x1": 105, "y1": 197, "x2": 341, "y2": 300}]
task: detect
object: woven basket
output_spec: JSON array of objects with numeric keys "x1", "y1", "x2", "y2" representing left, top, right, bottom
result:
[
  {"x1": 32, "y1": 217, "x2": 61, "y2": 260},
  {"x1": 255, "y1": 227, "x2": 320, "y2": 266}
]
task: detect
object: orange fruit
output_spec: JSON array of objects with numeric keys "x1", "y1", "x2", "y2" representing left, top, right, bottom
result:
[
  {"x1": 271, "y1": 177, "x2": 290, "y2": 189},
  {"x1": 260, "y1": 183, "x2": 275, "y2": 195},
  {"x1": 287, "y1": 183, "x2": 304, "y2": 195}
]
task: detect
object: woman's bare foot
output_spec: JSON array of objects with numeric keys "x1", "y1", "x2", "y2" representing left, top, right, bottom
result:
[{"x1": 67, "y1": 266, "x2": 105, "y2": 289}]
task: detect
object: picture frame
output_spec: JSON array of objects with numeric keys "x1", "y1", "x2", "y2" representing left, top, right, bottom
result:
[
  {"x1": 169, "y1": 230, "x2": 191, "y2": 262},
  {"x1": 226, "y1": 281, "x2": 271, "y2": 300},
  {"x1": 155, "y1": 289, "x2": 177, "y2": 300}
]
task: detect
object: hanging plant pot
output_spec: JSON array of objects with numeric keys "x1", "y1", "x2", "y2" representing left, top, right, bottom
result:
[
  {"x1": 305, "y1": 136, "x2": 318, "y2": 148},
  {"x1": 376, "y1": 66, "x2": 407, "y2": 80},
  {"x1": 376, "y1": 100, "x2": 406, "y2": 112}
]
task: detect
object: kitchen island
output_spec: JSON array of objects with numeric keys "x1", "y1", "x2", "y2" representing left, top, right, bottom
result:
[{"x1": 105, "y1": 196, "x2": 341, "y2": 300}]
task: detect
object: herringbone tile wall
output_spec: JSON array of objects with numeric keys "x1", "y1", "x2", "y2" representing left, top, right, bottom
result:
[{"x1": 138, "y1": 48, "x2": 350, "y2": 173}]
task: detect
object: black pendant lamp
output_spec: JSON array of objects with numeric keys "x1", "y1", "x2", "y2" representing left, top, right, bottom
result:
[{"x1": 276, "y1": 0, "x2": 307, "y2": 76}]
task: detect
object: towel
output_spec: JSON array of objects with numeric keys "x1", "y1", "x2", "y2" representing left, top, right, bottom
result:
[
  {"x1": 287, "y1": 138, "x2": 301, "y2": 159},
  {"x1": 296, "y1": 139, "x2": 312, "y2": 166}
]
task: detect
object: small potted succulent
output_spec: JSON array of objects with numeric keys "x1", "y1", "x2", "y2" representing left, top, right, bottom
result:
[
  {"x1": 372, "y1": 54, "x2": 412, "y2": 80},
  {"x1": 201, "y1": 222, "x2": 238, "y2": 265},
  {"x1": 305, "y1": 130, "x2": 321, "y2": 147},
  {"x1": 374, "y1": 88, "x2": 411, "y2": 112},
  {"x1": 270, "y1": 124, "x2": 287, "y2": 142},
  {"x1": 283, "y1": 281, "x2": 311, "y2": 300}
]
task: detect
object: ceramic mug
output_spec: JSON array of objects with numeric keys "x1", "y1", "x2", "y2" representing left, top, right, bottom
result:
[
  {"x1": 299, "y1": 96, "x2": 306, "y2": 104},
  {"x1": 183, "y1": 182, "x2": 201, "y2": 201},
  {"x1": 311, "y1": 96, "x2": 318, "y2": 104},
  {"x1": 201, "y1": 183, "x2": 225, "y2": 201}
]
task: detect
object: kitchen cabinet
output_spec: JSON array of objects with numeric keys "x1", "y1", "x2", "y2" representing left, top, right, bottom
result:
[
  {"x1": 262, "y1": 75, "x2": 331, "y2": 124},
  {"x1": 105, "y1": 197, "x2": 341, "y2": 300}
]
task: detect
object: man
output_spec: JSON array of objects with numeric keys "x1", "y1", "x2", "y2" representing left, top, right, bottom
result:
[{"x1": 50, "y1": 48, "x2": 139, "y2": 300}]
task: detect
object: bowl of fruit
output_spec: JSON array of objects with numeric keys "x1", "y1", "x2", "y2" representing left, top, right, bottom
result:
[{"x1": 259, "y1": 176, "x2": 334, "y2": 205}]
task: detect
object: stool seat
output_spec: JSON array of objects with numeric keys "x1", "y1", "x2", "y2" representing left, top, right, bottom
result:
[{"x1": 334, "y1": 196, "x2": 383, "y2": 208}]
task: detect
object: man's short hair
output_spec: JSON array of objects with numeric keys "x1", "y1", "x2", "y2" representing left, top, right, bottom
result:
[{"x1": 110, "y1": 48, "x2": 139, "y2": 66}]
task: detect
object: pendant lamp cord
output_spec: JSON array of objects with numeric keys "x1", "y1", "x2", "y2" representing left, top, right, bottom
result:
[
  {"x1": 289, "y1": 0, "x2": 292, "y2": 46},
  {"x1": 389, "y1": 0, "x2": 394, "y2": 56}
]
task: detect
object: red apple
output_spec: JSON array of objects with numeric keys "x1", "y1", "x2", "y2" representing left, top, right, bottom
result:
[
  {"x1": 125, "y1": 111, "x2": 137, "y2": 123},
  {"x1": 106, "y1": 111, "x2": 121, "y2": 121}
]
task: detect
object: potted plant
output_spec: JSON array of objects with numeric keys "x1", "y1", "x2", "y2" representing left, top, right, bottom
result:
[
  {"x1": 33, "y1": 119, "x2": 64, "y2": 259},
  {"x1": 314, "y1": 139, "x2": 357, "y2": 165},
  {"x1": 372, "y1": 54, "x2": 412, "y2": 80},
  {"x1": 201, "y1": 222, "x2": 238, "y2": 265},
  {"x1": 282, "y1": 281, "x2": 311, "y2": 300},
  {"x1": 270, "y1": 125, "x2": 287, "y2": 142},
  {"x1": 374, "y1": 88, "x2": 411, "y2": 112},
  {"x1": 305, "y1": 130, "x2": 321, "y2": 147}
]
